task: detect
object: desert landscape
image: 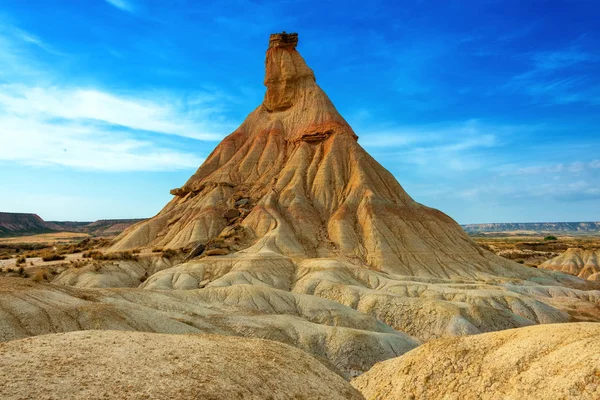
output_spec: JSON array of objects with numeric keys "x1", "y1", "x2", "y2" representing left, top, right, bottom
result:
[{"x1": 0, "y1": 30, "x2": 599, "y2": 399}]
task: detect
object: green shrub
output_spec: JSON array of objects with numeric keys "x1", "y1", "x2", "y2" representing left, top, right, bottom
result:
[{"x1": 544, "y1": 235, "x2": 558, "y2": 241}]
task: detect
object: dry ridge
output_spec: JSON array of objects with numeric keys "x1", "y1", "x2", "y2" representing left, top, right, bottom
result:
[
  {"x1": 0, "y1": 330, "x2": 363, "y2": 400},
  {"x1": 352, "y1": 322, "x2": 600, "y2": 400},
  {"x1": 540, "y1": 248, "x2": 600, "y2": 281}
]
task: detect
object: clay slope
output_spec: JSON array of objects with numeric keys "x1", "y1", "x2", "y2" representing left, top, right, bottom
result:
[
  {"x1": 352, "y1": 322, "x2": 600, "y2": 400},
  {"x1": 0, "y1": 277, "x2": 419, "y2": 378},
  {"x1": 540, "y1": 248, "x2": 600, "y2": 281},
  {"x1": 0, "y1": 330, "x2": 363, "y2": 400},
  {"x1": 112, "y1": 32, "x2": 536, "y2": 280}
]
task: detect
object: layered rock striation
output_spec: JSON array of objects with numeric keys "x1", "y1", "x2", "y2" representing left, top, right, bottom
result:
[
  {"x1": 540, "y1": 248, "x2": 600, "y2": 281},
  {"x1": 112, "y1": 33, "x2": 559, "y2": 282}
]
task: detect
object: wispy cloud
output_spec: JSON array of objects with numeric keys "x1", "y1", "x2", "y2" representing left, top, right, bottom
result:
[
  {"x1": 0, "y1": 115, "x2": 203, "y2": 171},
  {"x1": 104, "y1": 0, "x2": 136, "y2": 13},
  {"x1": 0, "y1": 16, "x2": 63, "y2": 54},
  {"x1": 0, "y1": 22, "x2": 234, "y2": 172},
  {"x1": 458, "y1": 179, "x2": 600, "y2": 202},
  {"x1": 359, "y1": 119, "x2": 508, "y2": 172},
  {"x1": 512, "y1": 160, "x2": 600, "y2": 175},
  {"x1": 505, "y1": 42, "x2": 600, "y2": 105},
  {"x1": 0, "y1": 84, "x2": 230, "y2": 141}
]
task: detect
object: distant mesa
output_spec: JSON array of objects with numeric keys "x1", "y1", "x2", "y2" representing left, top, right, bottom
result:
[
  {"x1": 0, "y1": 212, "x2": 51, "y2": 237},
  {"x1": 0, "y1": 212, "x2": 144, "y2": 237},
  {"x1": 463, "y1": 222, "x2": 600, "y2": 235}
]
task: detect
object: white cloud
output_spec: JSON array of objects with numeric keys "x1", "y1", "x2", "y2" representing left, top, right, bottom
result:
[
  {"x1": 513, "y1": 160, "x2": 600, "y2": 175},
  {"x1": 0, "y1": 22, "x2": 236, "y2": 172},
  {"x1": 0, "y1": 84, "x2": 229, "y2": 141},
  {"x1": 504, "y1": 43, "x2": 600, "y2": 105},
  {"x1": 0, "y1": 115, "x2": 203, "y2": 171},
  {"x1": 104, "y1": 0, "x2": 136, "y2": 13},
  {"x1": 358, "y1": 119, "x2": 504, "y2": 172}
]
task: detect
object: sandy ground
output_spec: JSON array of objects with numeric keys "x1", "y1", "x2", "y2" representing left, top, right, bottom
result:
[{"x1": 0, "y1": 232, "x2": 90, "y2": 245}]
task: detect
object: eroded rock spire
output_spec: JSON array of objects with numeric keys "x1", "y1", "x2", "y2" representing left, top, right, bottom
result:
[{"x1": 264, "y1": 32, "x2": 316, "y2": 111}]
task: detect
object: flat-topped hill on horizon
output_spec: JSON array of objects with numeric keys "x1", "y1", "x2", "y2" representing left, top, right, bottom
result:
[
  {"x1": 463, "y1": 221, "x2": 600, "y2": 235},
  {"x1": 0, "y1": 212, "x2": 145, "y2": 237}
]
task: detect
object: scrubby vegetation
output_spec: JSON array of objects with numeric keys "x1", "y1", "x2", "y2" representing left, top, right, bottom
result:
[
  {"x1": 32, "y1": 269, "x2": 50, "y2": 282},
  {"x1": 42, "y1": 253, "x2": 66, "y2": 262},
  {"x1": 5, "y1": 237, "x2": 111, "y2": 260},
  {"x1": 161, "y1": 248, "x2": 180, "y2": 259},
  {"x1": 544, "y1": 235, "x2": 558, "y2": 241},
  {"x1": 82, "y1": 250, "x2": 139, "y2": 261}
]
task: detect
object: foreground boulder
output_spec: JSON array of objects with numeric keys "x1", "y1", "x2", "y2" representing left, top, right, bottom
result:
[
  {"x1": 352, "y1": 322, "x2": 600, "y2": 400},
  {"x1": 0, "y1": 330, "x2": 363, "y2": 400}
]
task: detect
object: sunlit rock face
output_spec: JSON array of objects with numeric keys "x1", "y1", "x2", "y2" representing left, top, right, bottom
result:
[
  {"x1": 352, "y1": 323, "x2": 600, "y2": 400},
  {"x1": 539, "y1": 248, "x2": 600, "y2": 280}
]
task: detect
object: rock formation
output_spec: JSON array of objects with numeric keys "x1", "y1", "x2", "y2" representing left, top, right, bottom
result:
[
  {"x1": 1, "y1": 33, "x2": 600, "y2": 397},
  {"x1": 352, "y1": 323, "x2": 600, "y2": 400},
  {"x1": 111, "y1": 33, "x2": 563, "y2": 281},
  {"x1": 540, "y1": 248, "x2": 600, "y2": 281},
  {"x1": 0, "y1": 330, "x2": 363, "y2": 399}
]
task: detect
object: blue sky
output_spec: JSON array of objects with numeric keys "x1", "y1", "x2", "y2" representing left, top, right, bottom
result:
[{"x1": 1, "y1": 0, "x2": 599, "y2": 223}]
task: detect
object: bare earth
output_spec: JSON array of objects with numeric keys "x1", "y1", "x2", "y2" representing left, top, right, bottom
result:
[
  {"x1": 0, "y1": 330, "x2": 362, "y2": 400},
  {"x1": 352, "y1": 323, "x2": 600, "y2": 400}
]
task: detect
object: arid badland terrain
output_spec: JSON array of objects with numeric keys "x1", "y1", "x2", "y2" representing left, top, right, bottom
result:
[{"x1": 1, "y1": 33, "x2": 599, "y2": 400}]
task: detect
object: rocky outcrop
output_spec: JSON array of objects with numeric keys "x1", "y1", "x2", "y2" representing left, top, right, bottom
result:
[
  {"x1": 352, "y1": 323, "x2": 600, "y2": 400},
  {"x1": 110, "y1": 34, "x2": 573, "y2": 283},
  {"x1": 0, "y1": 330, "x2": 364, "y2": 400},
  {"x1": 540, "y1": 248, "x2": 600, "y2": 281}
]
